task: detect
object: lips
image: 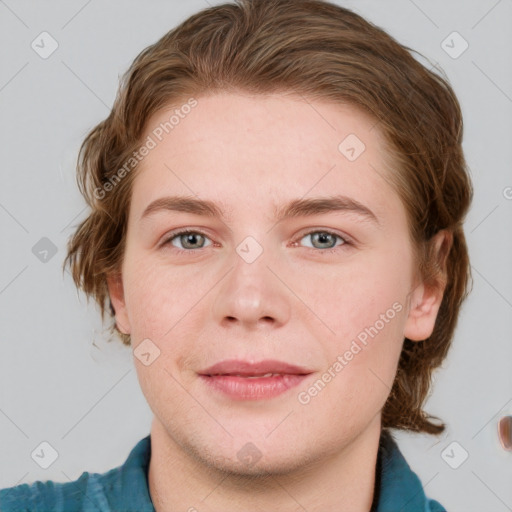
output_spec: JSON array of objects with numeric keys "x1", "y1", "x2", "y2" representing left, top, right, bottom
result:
[
  {"x1": 199, "y1": 359, "x2": 312, "y2": 377},
  {"x1": 198, "y1": 359, "x2": 313, "y2": 400}
]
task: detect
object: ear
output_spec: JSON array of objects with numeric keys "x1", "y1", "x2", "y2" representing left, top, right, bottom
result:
[
  {"x1": 106, "y1": 272, "x2": 131, "y2": 335},
  {"x1": 404, "y1": 230, "x2": 452, "y2": 342}
]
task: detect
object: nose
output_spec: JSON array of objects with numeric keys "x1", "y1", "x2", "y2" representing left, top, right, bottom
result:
[{"x1": 212, "y1": 245, "x2": 292, "y2": 331}]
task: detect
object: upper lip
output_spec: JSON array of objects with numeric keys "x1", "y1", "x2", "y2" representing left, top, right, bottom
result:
[{"x1": 199, "y1": 359, "x2": 313, "y2": 376}]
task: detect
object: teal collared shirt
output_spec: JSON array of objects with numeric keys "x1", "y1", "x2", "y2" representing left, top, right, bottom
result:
[{"x1": 0, "y1": 430, "x2": 446, "y2": 511}]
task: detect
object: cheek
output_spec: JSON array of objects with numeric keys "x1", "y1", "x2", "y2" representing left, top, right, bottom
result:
[
  {"x1": 305, "y1": 252, "x2": 410, "y2": 341},
  {"x1": 296, "y1": 300, "x2": 406, "y2": 432},
  {"x1": 303, "y1": 248, "x2": 410, "y2": 397},
  {"x1": 122, "y1": 254, "x2": 220, "y2": 343},
  {"x1": 317, "y1": 292, "x2": 406, "y2": 391}
]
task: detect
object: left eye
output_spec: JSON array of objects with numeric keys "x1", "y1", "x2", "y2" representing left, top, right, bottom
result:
[
  {"x1": 299, "y1": 231, "x2": 346, "y2": 250},
  {"x1": 166, "y1": 231, "x2": 212, "y2": 250}
]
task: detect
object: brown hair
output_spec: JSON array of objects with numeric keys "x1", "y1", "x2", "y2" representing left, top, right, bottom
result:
[{"x1": 64, "y1": 0, "x2": 472, "y2": 434}]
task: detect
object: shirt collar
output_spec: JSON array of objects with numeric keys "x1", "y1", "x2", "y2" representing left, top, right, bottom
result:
[
  {"x1": 376, "y1": 429, "x2": 437, "y2": 511},
  {"x1": 112, "y1": 434, "x2": 154, "y2": 511}
]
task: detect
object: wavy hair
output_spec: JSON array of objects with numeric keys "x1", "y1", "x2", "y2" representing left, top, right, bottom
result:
[{"x1": 64, "y1": 0, "x2": 473, "y2": 434}]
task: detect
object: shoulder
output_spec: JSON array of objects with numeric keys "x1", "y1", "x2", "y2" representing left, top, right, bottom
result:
[
  {"x1": 426, "y1": 497, "x2": 448, "y2": 512},
  {"x1": 0, "y1": 435, "x2": 153, "y2": 512},
  {"x1": 0, "y1": 471, "x2": 104, "y2": 512},
  {"x1": 0, "y1": 467, "x2": 130, "y2": 512}
]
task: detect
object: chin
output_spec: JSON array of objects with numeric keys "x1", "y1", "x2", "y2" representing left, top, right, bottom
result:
[{"x1": 191, "y1": 440, "x2": 321, "y2": 478}]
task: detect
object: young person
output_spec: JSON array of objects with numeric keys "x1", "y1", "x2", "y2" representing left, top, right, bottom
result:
[{"x1": 0, "y1": 0, "x2": 472, "y2": 510}]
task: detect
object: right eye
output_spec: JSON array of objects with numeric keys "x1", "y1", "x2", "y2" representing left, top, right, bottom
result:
[{"x1": 162, "y1": 230, "x2": 213, "y2": 251}]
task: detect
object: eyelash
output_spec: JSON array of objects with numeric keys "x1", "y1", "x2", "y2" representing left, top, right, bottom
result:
[{"x1": 161, "y1": 228, "x2": 352, "y2": 254}]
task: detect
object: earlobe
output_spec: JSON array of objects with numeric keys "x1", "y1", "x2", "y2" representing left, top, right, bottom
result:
[
  {"x1": 106, "y1": 273, "x2": 131, "y2": 335},
  {"x1": 403, "y1": 230, "x2": 452, "y2": 342}
]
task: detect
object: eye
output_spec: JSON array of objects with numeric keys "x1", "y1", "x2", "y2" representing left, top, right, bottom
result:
[
  {"x1": 163, "y1": 230, "x2": 213, "y2": 250},
  {"x1": 297, "y1": 230, "x2": 348, "y2": 251},
  {"x1": 161, "y1": 228, "x2": 349, "y2": 253}
]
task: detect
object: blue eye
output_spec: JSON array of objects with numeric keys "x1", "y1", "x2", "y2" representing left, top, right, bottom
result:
[
  {"x1": 299, "y1": 230, "x2": 347, "y2": 251},
  {"x1": 165, "y1": 230, "x2": 212, "y2": 250},
  {"x1": 161, "y1": 229, "x2": 349, "y2": 253}
]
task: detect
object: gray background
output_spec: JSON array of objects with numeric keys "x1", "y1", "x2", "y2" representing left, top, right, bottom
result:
[{"x1": 0, "y1": 0, "x2": 511, "y2": 510}]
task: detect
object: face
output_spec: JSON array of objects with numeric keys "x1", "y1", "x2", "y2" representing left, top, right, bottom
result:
[{"x1": 108, "y1": 92, "x2": 443, "y2": 474}]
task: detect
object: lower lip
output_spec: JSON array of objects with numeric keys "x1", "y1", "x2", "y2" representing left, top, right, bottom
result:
[{"x1": 199, "y1": 374, "x2": 310, "y2": 400}]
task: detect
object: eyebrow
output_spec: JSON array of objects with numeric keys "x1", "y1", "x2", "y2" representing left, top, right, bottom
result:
[{"x1": 140, "y1": 194, "x2": 379, "y2": 225}]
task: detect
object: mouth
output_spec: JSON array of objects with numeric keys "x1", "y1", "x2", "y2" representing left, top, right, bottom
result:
[{"x1": 198, "y1": 359, "x2": 314, "y2": 400}]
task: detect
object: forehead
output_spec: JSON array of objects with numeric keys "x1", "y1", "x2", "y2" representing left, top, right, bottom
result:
[
  {"x1": 141, "y1": 91, "x2": 383, "y2": 162},
  {"x1": 130, "y1": 92, "x2": 399, "y2": 222}
]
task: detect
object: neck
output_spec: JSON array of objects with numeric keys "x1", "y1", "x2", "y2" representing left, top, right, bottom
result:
[{"x1": 148, "y1": 416, "x2": 382, "y2": 512}]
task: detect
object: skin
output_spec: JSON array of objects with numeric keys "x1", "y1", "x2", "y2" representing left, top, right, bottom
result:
[{"x1": 107, "y1": 92, "x2": 448, "y2": 512}]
